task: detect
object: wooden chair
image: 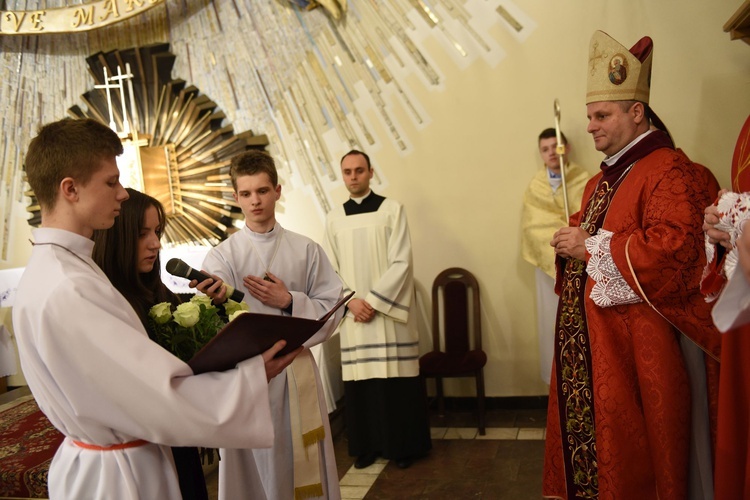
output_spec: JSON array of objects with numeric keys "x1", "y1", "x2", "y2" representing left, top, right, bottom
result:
[{"x1": 419, "y1": 267, "x2": 487, "y2": 435}]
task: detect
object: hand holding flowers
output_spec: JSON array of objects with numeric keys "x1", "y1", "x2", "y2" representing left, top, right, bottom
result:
[{"x1": 148, "y1": 295, "x2": 249, "y2": 362}]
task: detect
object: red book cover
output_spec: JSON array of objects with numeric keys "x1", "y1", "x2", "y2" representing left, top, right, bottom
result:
[{"x1": 188, "y1": 291, "x2": 353, "y2": 374}]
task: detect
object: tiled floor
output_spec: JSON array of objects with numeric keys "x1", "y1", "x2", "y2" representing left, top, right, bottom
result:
[
  {"x1": 206, "y1": 406, "x2": 547, "y2": 499},
  {"x1": 3, "y1": 387, "x2": 546, "y2": 498}
]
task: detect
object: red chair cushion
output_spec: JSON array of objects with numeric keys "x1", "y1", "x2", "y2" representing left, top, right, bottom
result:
[{"x1": 419, "y1": 350, "x2": 487, "y2": 377}]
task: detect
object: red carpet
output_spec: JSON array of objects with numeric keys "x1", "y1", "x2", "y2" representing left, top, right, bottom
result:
[{"x1": 0, "y1": 395, "x2": 63, "y2": 499}]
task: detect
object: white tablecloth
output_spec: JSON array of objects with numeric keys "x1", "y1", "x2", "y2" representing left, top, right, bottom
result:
[{"x1": 0, "y1": 267, "x2": 24, "y2": 381}]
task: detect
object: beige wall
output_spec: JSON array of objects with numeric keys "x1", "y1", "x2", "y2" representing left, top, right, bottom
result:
[
  {"x1": 280, "y1": 0, "x2": 750, "y2": 397},
  {"x1": 2, "y1": 0, "x2": 749, "y2": 398}
]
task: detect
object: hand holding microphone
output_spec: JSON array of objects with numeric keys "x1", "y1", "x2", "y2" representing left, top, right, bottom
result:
[{"x1": 165, "y1": 258, "x2": 245, "y2": 303}]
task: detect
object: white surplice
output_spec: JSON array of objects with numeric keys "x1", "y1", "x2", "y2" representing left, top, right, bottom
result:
[
  {"x1": 323, "y1": 197, "x2": 420, "y2": 381},
  {"x1": 12, "y1": 228, "x2": 274, "y2": 500},
  {"x1": 202, "y1": 222, "x2": 343, "y2": 500},
  {"x1": 534, "y1": 268, "x2": 557, "y2": 384}
]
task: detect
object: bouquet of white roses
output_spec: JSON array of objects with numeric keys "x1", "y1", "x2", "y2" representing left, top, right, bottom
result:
[{"x1": 148, "y1": 295, "x2": 250, "y2": 362}]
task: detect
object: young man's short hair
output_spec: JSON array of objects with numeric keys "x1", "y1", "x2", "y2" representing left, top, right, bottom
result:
[
  {"x1": 538, "y1": 128, "x2": 567, "y2": 145},
  {"x1": 229, "y1": 150, "x2": 278, "y2": 190},
  {"x1": 25, "y1": 118, "x2": 123, "y2": 211},
  {"x1": 340, "y1": 149, "x2": 371, "y2": 169}
]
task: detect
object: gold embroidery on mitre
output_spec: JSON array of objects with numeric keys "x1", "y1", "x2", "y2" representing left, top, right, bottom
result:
[
  {"x1": 586, "y1": 31, "x2": 652, "y2": 104},
  {"x1": 608, "y1": 54, "x2": 628, "y2": 85}
]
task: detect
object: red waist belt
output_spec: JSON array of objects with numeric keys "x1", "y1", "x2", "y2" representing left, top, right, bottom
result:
[{"x1": 72, "y1": 439, "x2": 149, "y2": 451}]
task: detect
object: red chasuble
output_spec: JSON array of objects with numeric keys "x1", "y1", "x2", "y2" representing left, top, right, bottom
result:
[
  {"x1": 714, "y1": 328, "x2": 750, "y2": 500},
  {"x1": 730, "y1": 114, "x2": 750, "y2": 193},
  {"x1": 713, "y1": 113, "x2": 750, "y2": 500},
  {"x1": 543, "y1": 133, "x2": 721, "y2": 500}
]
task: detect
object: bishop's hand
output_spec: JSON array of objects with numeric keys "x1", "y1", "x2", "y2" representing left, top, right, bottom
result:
[
  {"x1": 551, "y1": 226, "x2": 589, "y2": 261},
  {"x1": 703, "y1": 200, "x2": 732, "y2": 249}
]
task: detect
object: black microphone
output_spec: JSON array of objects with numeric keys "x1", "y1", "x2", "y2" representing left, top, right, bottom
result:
[{"x1": 165, "y1": 258, "x2": 245, "y2": 303}]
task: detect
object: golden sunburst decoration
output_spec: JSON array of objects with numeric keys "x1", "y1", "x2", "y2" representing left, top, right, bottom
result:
[{"x1": 25, "y1": 43, "x2": 269, "y2": 247}]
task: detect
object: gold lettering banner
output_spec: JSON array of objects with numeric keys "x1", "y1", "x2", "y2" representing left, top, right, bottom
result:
[{"x1": 1, "y1": 0, "x2": 163, "y2": 35}]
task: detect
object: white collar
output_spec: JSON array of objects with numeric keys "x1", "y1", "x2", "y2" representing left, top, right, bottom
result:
[
  {"x1": 603, "y1": 130, "x2": 653, "y2": 166},
  {"x1": 32, "y1": 227, "x2": 95, "y2": 257},
  {"x1": 244, "y1": 222, "x2": 282, "y2": 241},
  {"x1": 349, "y1": 190, "x2": 372, "y2": 204}
]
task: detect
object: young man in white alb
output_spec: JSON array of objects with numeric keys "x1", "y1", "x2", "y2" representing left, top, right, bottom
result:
[
  {"x1": 13, "y1": 118, "x2": 298, "y2": 499},
  {"x1": 195, "y1": 149, "x2": 343, "y2": 500}
]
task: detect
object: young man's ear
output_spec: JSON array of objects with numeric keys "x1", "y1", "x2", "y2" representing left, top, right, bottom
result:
[
  {"x1": 275, "y1": 184, "x2": 282, "y2": 199},
  {"x1": 60, "y1": 177, "x2": 78, "y2": 202}
]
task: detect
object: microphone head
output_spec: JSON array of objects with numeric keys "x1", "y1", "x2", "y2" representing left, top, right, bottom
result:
[{"x1": 166, "y1": 258, "x2": 191, "y2": 278}]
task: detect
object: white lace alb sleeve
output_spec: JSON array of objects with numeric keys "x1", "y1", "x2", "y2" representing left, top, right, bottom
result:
[
  {"x1": 586, "y1": 228, "x2": 642, "y2": 308},
  {"x1": 706, "y1": 192, "x2": 750, "y2": 285}
]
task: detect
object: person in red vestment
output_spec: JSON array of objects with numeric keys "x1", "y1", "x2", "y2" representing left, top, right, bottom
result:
[
  {"x1": 543, "y1": 31, "x2": 722, "y2": 500},
  {"x1": 701, "y1": 114, "x2": 750, "y2": 500}
]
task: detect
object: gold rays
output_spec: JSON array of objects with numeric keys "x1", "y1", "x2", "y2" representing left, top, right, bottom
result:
[{"x1": 26, "y1": 44, "x2": 269, "y2": 247}]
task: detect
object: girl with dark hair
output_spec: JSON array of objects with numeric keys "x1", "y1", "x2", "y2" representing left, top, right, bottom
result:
[
  {"x1": 92, "y1": 188, "x2": 208, "y2": 500},
  {"x1": 92, "y1": 188, "x2": 180, "y2": 328}
]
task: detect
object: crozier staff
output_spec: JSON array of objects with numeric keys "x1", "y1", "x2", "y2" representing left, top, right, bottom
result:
[{"x1": 553, "y1": 99, "x2": 571, "y2": 220}]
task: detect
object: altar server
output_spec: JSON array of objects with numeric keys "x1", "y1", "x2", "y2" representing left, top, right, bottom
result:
[
  {"x1": 521, "y1": 128, "x2": 589, "y2": 384},
  {"x1": 194, "y1": 149, "x2": 344, "y2": 500},
  {"x1": 12, "y1": 118, "x2": 299, "y2": 499}
]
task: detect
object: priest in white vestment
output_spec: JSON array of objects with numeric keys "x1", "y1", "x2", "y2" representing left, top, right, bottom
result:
[
  {"x1": 13, "y1": 118, "x2": 296, "y2": 500},
  {"x1": 195, "y1": 150, "x2": 343, "y2": 500},
  {"x1": 323, "y1": 149, "x2": 431, "y2": 470}
]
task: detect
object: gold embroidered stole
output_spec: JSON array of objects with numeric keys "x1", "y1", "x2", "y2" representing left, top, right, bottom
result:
[
  {"x1": 554, "y1": 164, "x2": 633, "y2": 498},
  {"x1": 287, "y1": 350, "x2": 325, "y2": 499}
]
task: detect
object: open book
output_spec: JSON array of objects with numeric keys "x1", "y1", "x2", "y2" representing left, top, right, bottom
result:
[{"x1": 188, "y1": 291, "x2": 354, "y2": 374}]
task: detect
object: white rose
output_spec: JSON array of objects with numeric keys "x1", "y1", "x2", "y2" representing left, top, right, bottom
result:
[
  {"x1": 173, "y1": 302, "x2": 200, "y2": 328},
  {"x1": 149, "y1": 302, "x2": 173, "y2": 324},
  {"x1": 228, "y1": 310, "x2": 250, "y2": 322}
]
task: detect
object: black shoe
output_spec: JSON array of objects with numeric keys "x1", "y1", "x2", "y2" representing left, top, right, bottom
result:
[
  {"x1": 354, "y1": 453, "x2": 377, "y2": 469},
  {"x1": 395, "y1": 457, "x2": 414, "y2": 469}
]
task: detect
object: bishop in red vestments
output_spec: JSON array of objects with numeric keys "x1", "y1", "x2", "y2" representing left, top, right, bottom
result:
[
  {"x1": 543, "y1": 31, "x2": 722, "y2": 500},
  {"x1": 701, "y1": 114, "x2": 750, "y2": 500}
]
